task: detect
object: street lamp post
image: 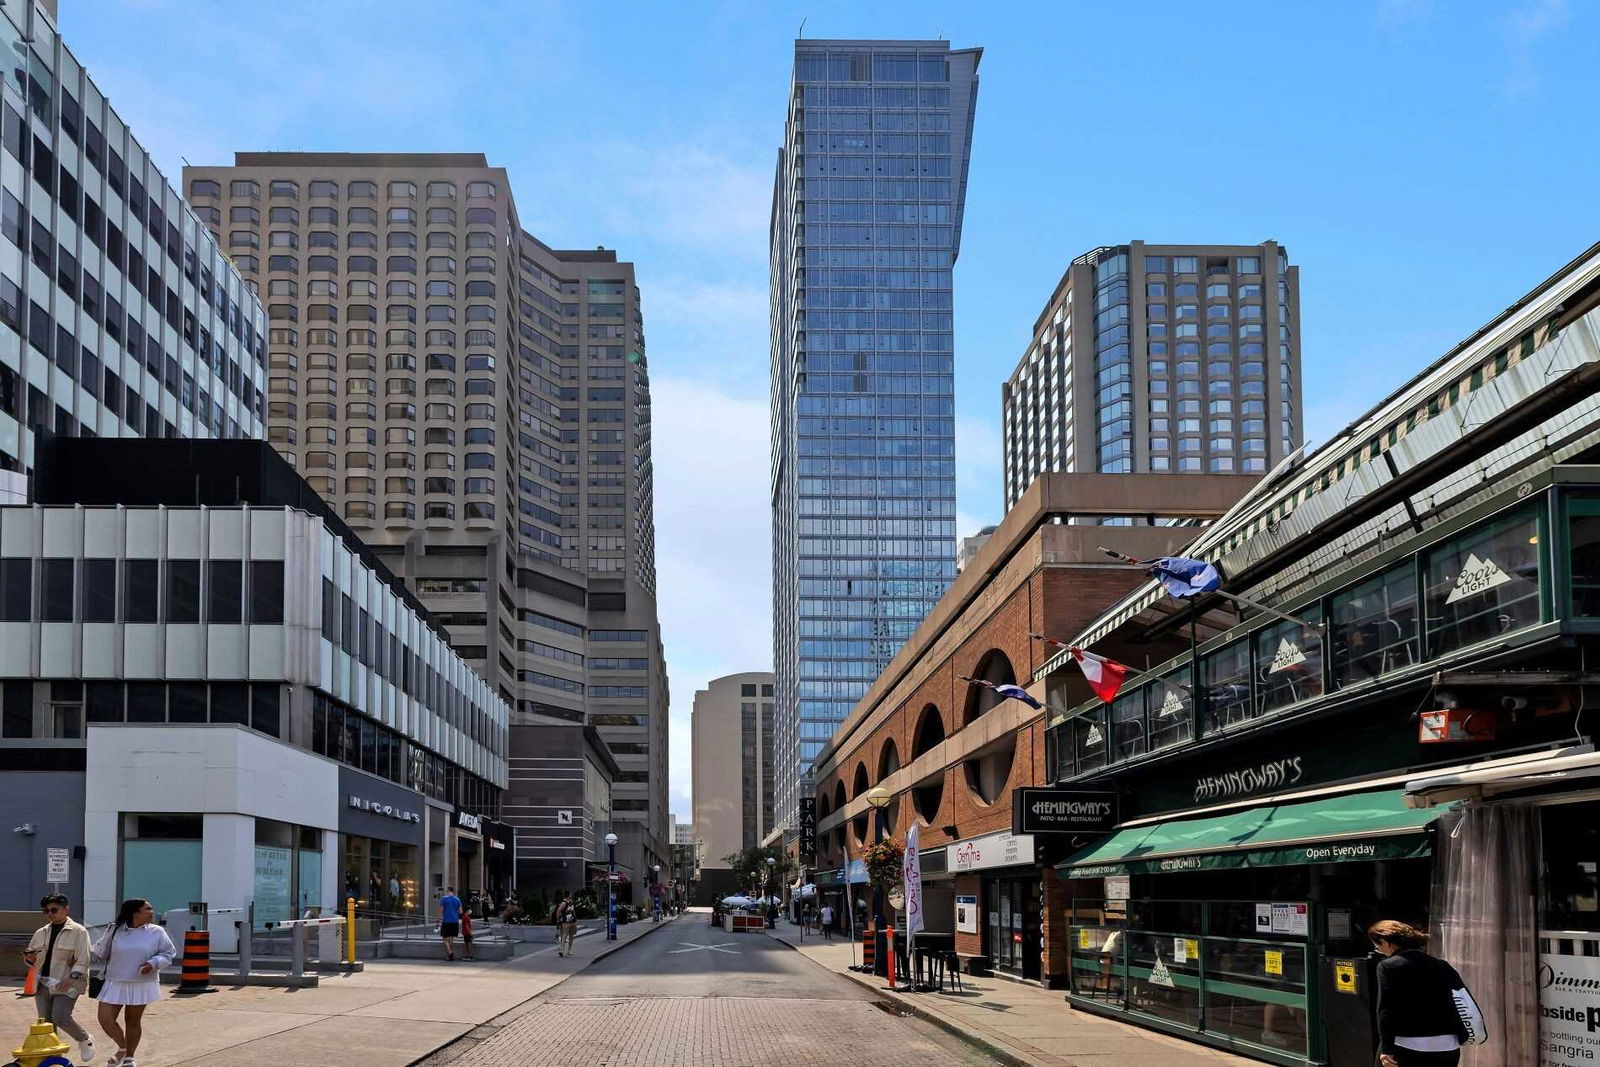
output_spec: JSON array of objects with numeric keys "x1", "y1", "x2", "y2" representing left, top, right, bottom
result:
[
  {"x1": 604, "y1": 832, "x2": 619, "y2": 941},
  {"x1": 765, "y1": 856, "x2": 777, "y2": 929},
  {"x1": 652, "y1": 864, "x2": 661, "y2": 921},
  {"x1": 864, "y1": 786, "x2": 892, "y2": 977}
]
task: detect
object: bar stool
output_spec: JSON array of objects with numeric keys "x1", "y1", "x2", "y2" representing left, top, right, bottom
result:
[{"x1": 939, "y1": 949, "x2": 964, "y2": 992}]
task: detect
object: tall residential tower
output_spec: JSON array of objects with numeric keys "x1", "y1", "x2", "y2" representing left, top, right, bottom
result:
[
  {"x1": 184, "y1": 153, "x2": 669, "y2": 901},
  {"x1": 1002, "y1": 241, "x2": 1301, "y2": 510},
  {"x1": 770, "y1": 41, "x2": 980, "y2": 830}
]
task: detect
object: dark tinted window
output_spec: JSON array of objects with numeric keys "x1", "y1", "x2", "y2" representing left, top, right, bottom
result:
[
  {"x1": 169, "y1": 683, "x2": 207, "y2": 722},
  {"x1": 86, "y1": 682, "x2": 123, "y2": 723},
  {"x1": 249, "y1": 561, "x2": 284, "y2": 624},
  {"x1": 252, "y1": 684, "x2": 281, "y2": 737},
  {"x1": 0, "y1": 557, "x2": 30, "y2": 620},
  {"x1": 124, "y1": 559, "x2": 159, "y2": 622},
  {"x1": 40, "y1": 559, "x2": 73, "y2": 622},
  {"x1": 126, "y1": 683, "x2": 165, "y2": 722},
  {"x1": 207, "y1": 560, "x2": 242, "y2": 623},
  {"x1": 211, "y1": 683, "x2": 249, "y2": 725},
  {"x1": 165, "y1": 559, "x2": 200, "y2": 622},
  {"x1": 82, "y1": 558, "x2": 116, "y2": 622},
  {"x1": 1, "y1": 680, "x2": 29, "y2": 737}
]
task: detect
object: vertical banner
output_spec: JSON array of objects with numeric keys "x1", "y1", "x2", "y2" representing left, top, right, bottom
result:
[
  {"x1": 903, "y1": 824, "x2": 923, "y2": 936},
  {"x1": 798, "y1": 797, "x2": 817, "y2": 866}
]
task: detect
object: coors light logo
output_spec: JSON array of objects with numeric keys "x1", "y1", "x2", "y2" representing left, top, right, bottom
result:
[{"x1": 1194, "y1": 756, "x2": 1303, "y2": 803}]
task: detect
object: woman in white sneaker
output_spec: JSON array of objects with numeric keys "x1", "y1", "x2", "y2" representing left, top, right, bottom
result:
[{"x1": 91, "y1": 898, "x2": 176, "y2": 1067}]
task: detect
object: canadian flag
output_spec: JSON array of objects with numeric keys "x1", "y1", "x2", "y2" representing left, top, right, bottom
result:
[{"x1": 1069, "y1": 647, "x2": 1132, "y2": 704}]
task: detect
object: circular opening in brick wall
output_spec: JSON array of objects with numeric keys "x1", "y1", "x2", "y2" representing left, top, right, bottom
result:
[
  {"x1": 913, "y1": 774, "x2": 944, "y2": 824},
  {"x1": 878, "y1": 739, "x2": 901, "y2": 780},
  {"x1": 833, "y1": 781, "x2": 846, "y2": 813},
  {"x1": 962, "y1": 650, "x2": 1017, "y2": 727},
  {"x1": 962, "y1": 735, "x2": 1016, "y2": 806},
  {"x1": 852, "y1": 762, "x2": 870, "y2": 798},
  {"x1": 851, "y1": 811, "x2": 870, "y2": 845},
  {"x1": 912, "y1": 703, "x2": 946, "y2": 758}
]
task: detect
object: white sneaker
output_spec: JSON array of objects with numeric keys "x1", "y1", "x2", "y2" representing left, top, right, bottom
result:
[
  {"x1": 77, "y1": 1035, "x2": 94, "y2": 1062},
  {"x1": 106, "y1": 1051, "x2": 125, "y2": 1067}
]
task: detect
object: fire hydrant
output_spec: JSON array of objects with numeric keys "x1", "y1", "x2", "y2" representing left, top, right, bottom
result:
[{"x1": 11, "y1": 1019, "x2": 70, "y2": 1067}]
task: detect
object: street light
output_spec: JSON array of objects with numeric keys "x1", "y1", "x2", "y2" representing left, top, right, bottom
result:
[
  {"x1": 863, "y1": 785, "x2": 892, "y2": 977},
  {"x1": 604, "y1": 832, "x2": 619, "y2": 941},
  {"x1": 652, "y1": 864, "x2": 662, "y2": 920}
]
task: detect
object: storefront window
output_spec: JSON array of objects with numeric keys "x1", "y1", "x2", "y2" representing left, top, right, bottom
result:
[
  {"x1": 1110, "y1": 687, "x2": 1145, "y2": 762},
  {"x1": 254, "y1": 820, "x2": 296, "y2": 929},
  {"x1": 1146, "y1": 671, "x2": 1192, "y2": 752},
  {"x1": 1424, "y1": 508, "x2": 1542, "y2": 657},
  {"x1": 1568, "y1": 497, "x2": 1600, "y2": 616},
  {"x1": 1252, "y1": 609, "x2": 1323, "y2": 714},
  {"x1": 344, "y1": 835, "x2": 420, "y2": 915},
  {"x1": 120, "y1": 814, "x2": 201, "y2": 919},
  {"x1": 1201, "y1": 639, "x2": 1252, "y2": 732},
  {"x1": 1073, "y1": 710, "x2": 1106, "y2": 775},
  {"x1": 1330, "y1": 564, "x2": 1418, "y2": 687},
  {"x1": 1542, "y1": 802, "x2": 1600, "y2": 931}
]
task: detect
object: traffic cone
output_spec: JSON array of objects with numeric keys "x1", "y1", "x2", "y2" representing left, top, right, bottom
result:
[
  {"x1": 174, "y1": 929, "x2": 214, "y2": 995},
  {"x1": 15, "y1": 963, "x2": 36, "y2": 997}
]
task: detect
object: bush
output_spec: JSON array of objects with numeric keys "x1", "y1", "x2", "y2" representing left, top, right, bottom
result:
[
  {"x1": 517, "y1": 891, "x2": 549, "y2": 923},
  {"x1": 574, "y1": 889, "x2": 601, "y2": 920}
]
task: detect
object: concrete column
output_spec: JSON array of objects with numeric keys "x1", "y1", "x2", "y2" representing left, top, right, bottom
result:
[{"x1": 202, "y1": 813, "x2": 256, "y2": 915}]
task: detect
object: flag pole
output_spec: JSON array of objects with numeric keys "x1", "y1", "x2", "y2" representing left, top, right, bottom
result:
[
  {"x1": 1023, "y1": 636, "x2": 1193, "y2": 694},
  {"x1": 1093, "y1": 547, "x2": 1321, "y2": 630}
]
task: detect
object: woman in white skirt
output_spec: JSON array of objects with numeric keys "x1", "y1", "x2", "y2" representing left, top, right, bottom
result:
[{"x1": 91, "y1": 898, "x2": 176, "y2": 1067}]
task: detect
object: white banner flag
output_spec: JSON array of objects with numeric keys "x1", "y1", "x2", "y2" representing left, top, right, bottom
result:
[{"x1": 903, "y1": 823, "x2": 923, "y2": 936}]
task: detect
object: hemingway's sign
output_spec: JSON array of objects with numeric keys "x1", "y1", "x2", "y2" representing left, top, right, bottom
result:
[
  {"x1": 1194, "y1": 756, "x2": 1304, "y2": 803},
  {"x1": 1012, "y1": 788, "x2": 1120, "y2": 835}
]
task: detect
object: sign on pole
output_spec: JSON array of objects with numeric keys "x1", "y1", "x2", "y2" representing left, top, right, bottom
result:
[
  {"x1": 45, "y1": 848, "x2": 69, "y2": 885},
  {"x1": 903, "y1": 823, "x2": 923, "y2": 937},
  {"x1": 797, "y1": 797, "x2": 817, "y2": 866}
]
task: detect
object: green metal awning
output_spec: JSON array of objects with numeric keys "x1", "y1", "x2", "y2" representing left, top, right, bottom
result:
[{"x1": 1059, "y1": 788, "x2": 1441, "y2": 877}]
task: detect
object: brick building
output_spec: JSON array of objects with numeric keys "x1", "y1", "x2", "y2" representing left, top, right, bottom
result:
[{"x1": 810, "y1": 472, "x2": 1250, "y2": 981}]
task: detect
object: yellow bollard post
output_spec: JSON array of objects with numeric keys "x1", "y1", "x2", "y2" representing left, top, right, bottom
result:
[
  {"x1": 12, "y1": 1019, "x2": 69, "y2": 1067},
  {"x1": 346, "y1": 896, "x2": 357, "y2": 965}
]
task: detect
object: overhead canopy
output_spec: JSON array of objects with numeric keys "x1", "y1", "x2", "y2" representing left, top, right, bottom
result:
[
  {"x1": 1059, "y1": 788, "x2": 1441, "y2": 877},
  {"x1": 1405, "y1": 745, "x2": 1600, "y2": 807}
]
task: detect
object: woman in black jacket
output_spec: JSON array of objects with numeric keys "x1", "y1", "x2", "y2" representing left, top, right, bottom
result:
[{"x1": 1368, "y1": 920, "x2": 1468, "y2": 1066}]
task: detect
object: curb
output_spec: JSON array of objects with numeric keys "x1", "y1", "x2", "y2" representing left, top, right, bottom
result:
[
  {"x1": 766, "y1": 930, "x2": 1035, "y2": 1067},
  {"x1": 409, "y1": 915, "x2": 680, "y2": 1066}
]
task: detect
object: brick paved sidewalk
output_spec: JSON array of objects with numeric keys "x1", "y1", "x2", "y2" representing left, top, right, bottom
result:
[
  {"x1": 766, "y1": 923, "x2": 1251, "y2": 1067},
  {"x1": 0, "y1": 914, "x2": 679, "y2": 1066}
]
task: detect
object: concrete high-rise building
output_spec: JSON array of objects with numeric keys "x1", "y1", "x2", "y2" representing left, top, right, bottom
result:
[
  {"x1": 0, "y1": 1, "x2": 268, "y2": 474},
  {"x1": 671, "y1": 816, "x2": 694, "y2": 846},
  {"x1": 1002, "y1": 241, "x2": 1301, "y2": 510},
  {"x1": 691, "y1": 671, "x2": 774, "y2": 898},
  {"x1": 183, "y1": 153, "x2": 669, "y2": 901},
  {"x1": 769, "y1": 40, "x2": 981, "y2": 832},
  {"x1": 957, "y1": 525, "x2": 996, "y2": 573}
]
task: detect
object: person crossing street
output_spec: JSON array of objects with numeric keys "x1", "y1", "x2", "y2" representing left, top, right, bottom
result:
[{"x1": 23, "y1": 894, "x2": 94, "y2": 1064}]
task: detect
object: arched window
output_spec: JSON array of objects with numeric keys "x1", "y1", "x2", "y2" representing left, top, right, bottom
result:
[
  {"x1": 912, "y1": 703, "x2": 946, "y2": 757},
  {"x1": 962, "y1": 650, "x2": 1017, "y2": 727},
  {"x1": 877, "y1": 739, "x2": 900, "y2": 781}
]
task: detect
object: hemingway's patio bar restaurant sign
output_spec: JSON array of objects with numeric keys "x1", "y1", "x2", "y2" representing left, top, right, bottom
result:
[{"x1": 1013, "y1": 788, "x2": 1120, "y2": 836}]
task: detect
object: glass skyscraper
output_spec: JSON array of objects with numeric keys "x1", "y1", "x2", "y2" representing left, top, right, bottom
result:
[{"x1": 770, "y1": 40, "x2": 980, "y2": 830}]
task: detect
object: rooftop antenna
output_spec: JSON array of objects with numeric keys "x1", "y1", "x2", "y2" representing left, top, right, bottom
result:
[{"x1": 798, "y1": 16, "x2": 806, "y2": 38}]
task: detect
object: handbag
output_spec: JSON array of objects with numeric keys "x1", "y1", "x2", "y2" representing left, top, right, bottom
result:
[
  {"x1": 1452, "y1": 983, "x2": 1488, "y2": 1045},
  {"x1": 88, "y1": 924, "x2": 117, "y2": 999}
]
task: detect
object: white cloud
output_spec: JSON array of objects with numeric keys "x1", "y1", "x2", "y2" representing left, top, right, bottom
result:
[
  {"x1": 651, "y1": 376, "x2": 771, "y2": 819},
  {"x1": 1503, "y1": 0, "x2": 1570, "y2": 97}
]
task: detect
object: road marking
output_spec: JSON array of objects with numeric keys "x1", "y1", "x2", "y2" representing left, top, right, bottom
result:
[{"x1": 667, "y1": 941, "x2": 742, "y2": 955}]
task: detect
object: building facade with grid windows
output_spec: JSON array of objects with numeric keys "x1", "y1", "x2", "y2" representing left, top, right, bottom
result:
[
  {"x1": 770, "y1": 40, "x2": 980, "y2": 833},
  {"x1": 182, "y1": 153, "x2": 669, "y2": 901},
  {"x1": 0, "y1": 1, "x2": 268, "y2": 475},
  {"x1": 1002, "y1": 241, "x2": 1302, "y2": 511}
]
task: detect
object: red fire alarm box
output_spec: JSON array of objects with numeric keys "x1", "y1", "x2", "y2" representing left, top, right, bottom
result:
[{"x1": 1418, "y1": 708, "x2": 1496, "y2": 743}]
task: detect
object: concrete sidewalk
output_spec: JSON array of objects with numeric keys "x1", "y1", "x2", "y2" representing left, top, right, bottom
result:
[
  {"x1": 766, "y1": 923, "x2": 1251, "y2": 1067},
  {"x1": 0, "y1": 914, "x2": 679, "y2": 1066}
]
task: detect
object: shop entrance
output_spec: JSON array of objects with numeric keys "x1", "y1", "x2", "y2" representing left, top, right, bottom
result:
[{"x1": 986, "y1": 876, "x2": 1041, "y2": 979}]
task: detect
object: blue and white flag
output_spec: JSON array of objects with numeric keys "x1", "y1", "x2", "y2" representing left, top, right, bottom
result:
[
  {"x1": 1150, "y1": 556, "x2": 1222, "y2": 599},
  {"x1": 994, "y1": 683, "x2": 1044, "y2": 710}
]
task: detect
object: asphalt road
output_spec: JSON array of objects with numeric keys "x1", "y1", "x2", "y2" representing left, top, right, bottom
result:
[{"x1": 441, "y1": 915, "x2": 995, "y2": 1065}]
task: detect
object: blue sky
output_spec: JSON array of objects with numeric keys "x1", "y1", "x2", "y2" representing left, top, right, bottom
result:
[{"x1": 68, "y1": 0, "x2": 1598, "y2": 819}]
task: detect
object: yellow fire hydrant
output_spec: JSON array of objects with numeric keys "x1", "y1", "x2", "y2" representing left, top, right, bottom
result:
[{"x1": 11, "y1": 1019, "x2": 70, "y2": 1067}]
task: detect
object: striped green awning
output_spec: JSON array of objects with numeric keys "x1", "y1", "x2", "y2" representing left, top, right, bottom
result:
[{"x1": 1059, "y1": 788, "x2": 1441, "y2": 877}]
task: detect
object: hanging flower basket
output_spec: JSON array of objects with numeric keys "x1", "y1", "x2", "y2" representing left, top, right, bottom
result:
[{"x1": 862, "y1": 839, "x2": 905, "y2": 888}]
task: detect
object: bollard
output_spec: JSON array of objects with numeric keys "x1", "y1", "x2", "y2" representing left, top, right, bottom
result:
[
  {"x1": 887, "y1": 923, "x2": 897, "y2": 990},
  {"x1": 345, "y1": 896, "x2": 357, "y2": 965},
  {"x1": 861, "y1": 922, "x2": 876, "y2": 973},
  {"x1": 289, "y1": 921, "x2": 305, "y2": 979},
  {"x1": 174, "y1": 929, "x2": 215, "y2": 995},
  {"x1": 236, "y1": 917, "x2": 252, "y2": 978},
  {"x1": 11, "y1": 1019, "x2": 69, "y2": 1067}
]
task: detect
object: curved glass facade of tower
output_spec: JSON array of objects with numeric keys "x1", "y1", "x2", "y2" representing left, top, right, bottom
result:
[{"x1": 770, "y1": 40, "x2": 980, "y2": 829}]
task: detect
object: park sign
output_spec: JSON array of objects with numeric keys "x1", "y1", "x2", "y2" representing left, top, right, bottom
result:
[
  {"x1": 1012, "y1": 787, "x2": 1120, "y2": 836},
  {"x1": 798, "y1": 797, "x2": 817, "y2": 864}
]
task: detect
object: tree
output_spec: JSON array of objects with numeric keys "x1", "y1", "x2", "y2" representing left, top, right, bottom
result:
[{"x1": 720, "y1": 845, "x2": 796, "y2": 896}]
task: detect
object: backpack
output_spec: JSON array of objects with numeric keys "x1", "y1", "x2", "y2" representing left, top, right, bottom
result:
[{"x1": 555, "y1": 901, "x2": 574, "y2": 924}]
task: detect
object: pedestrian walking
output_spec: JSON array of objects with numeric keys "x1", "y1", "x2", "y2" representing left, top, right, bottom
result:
[
  {"x1": 554, "y1": 893, "x2": 578, "y2": 957},
  {"x1": 388, "y1": 873, "x2": 402, "y2": 911},
  {"x1": 460, "y1": 910, "x2": 476, "y2": 960},
  {"x1": 819, "y1": 903, "x2": 835, "y2": 941},
  {"x1": 91, "y1": 898, "x2": 177, "y2": 1067},
  {"x1": 438, "y1": 886, "x2": 463, "y2": 961},
  {"x1": 23, "y1": 893, "x2": 94, "y2": 1064},
  {"x1": 1369, "y1": 919, "x2": 1483, "y2": 1066},
  {"x1": 369, "y1": 871, "x2": 384, "y2": 909}
]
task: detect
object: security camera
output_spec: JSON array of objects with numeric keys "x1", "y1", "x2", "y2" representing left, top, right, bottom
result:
[{"x1": 12, "y1": 823, "x2": 36, "y2": 835}]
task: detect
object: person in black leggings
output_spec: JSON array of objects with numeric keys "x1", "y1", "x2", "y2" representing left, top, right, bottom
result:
[{"x1": 1369, "y1": 920, "x2": 1468, "y2": 1067}]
